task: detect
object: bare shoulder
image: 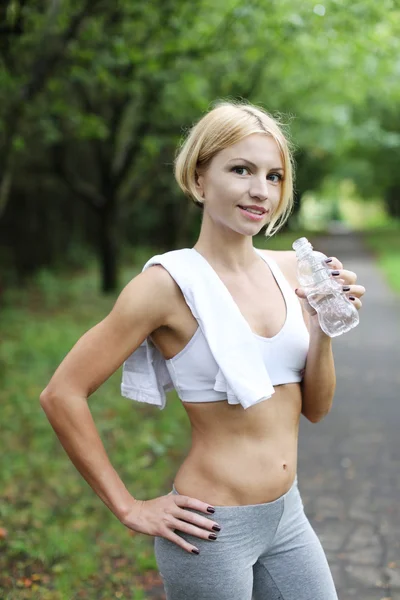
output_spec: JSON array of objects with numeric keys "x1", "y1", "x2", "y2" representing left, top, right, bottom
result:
[
  {"x1": 116, "y1": 263, "x2": 182, "y2": 327},
  {"x1": 41, "y1": 263, "x2": 182, "y2": 400}
]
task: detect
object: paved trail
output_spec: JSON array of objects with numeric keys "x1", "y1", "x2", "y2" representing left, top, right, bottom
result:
[
  {"x1": 298, "y1": 233, "x2": 400, "y2": 600},
  {"x1": 144, "y1": 233, "x2": 400, "y2": 600}
]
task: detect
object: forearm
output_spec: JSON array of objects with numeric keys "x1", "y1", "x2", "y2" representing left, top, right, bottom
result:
[
  {"x1": 40, "y1": 391, "x2": 134, "y2": 520},
  {"x1": 301, "y1": 321, "x2": 336, "y2": 422}
]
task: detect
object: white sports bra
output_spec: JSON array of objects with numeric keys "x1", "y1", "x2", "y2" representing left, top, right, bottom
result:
[{"x1": 164, "y1": 251, "x2": 310, "y2": 403}]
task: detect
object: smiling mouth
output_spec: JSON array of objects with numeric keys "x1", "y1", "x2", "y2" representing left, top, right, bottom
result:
[{"x1": 238, "y1": 206, "x2": 268, "y2": 215}]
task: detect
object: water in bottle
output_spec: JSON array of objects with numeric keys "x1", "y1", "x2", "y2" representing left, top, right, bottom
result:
[{"x1": 292, "y1": 237, "x2": 359, "y2": 337}]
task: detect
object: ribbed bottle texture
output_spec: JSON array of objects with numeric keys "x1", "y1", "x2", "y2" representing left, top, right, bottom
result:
[{"x1": 292, "y1": 237, "x2": 359, "y2": 337}]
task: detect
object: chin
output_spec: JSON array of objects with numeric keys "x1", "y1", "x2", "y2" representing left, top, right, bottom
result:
[{"x1": 236, "y1": 225, "x2": 266, "y2": 238}]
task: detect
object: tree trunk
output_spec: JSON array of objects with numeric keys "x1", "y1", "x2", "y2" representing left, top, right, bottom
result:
[
  {"x1": 385, "y1": 185, "x2": 400, "y2": 219},
  {"x1": 98, "y1": 201, "x2": 118, "y2": 293}
]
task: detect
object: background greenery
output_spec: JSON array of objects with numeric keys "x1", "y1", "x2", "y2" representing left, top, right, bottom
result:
[
  {"x1": 1, "y1": 0, "x2": 400, "y2": 292},
  {"x1": 1, "y1": 0, "x2": 400, "y2": 598}
]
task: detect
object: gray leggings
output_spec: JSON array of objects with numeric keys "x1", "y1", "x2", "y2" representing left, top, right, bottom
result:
[{"x1": 154, "y1": 477, "x2": 338, "y2": 600}]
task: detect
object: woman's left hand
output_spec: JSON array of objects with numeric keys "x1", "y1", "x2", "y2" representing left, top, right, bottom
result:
[{"x1": 295, "y1": 256, "x2": 366, "y2": 318}]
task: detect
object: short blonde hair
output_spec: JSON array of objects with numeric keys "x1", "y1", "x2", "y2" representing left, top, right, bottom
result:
[{"x1": 174, "y1": 100, "x2": 295, "y2": 237}]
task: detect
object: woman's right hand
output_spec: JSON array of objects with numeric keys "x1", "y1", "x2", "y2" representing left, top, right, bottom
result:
[{"x1": 121, "y1": 494, "x2": 221, "y2": 554}]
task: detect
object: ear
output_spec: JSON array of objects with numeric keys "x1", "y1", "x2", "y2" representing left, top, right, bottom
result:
[{"x1": 194, "y1": 170, "x2": 204, "y2": 198}]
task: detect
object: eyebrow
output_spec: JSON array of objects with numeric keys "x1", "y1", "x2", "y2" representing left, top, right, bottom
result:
[{"x1": 227, "y1": 158, "x2": 284, "y2": 171}]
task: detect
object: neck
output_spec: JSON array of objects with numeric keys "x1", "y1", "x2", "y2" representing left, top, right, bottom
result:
[{"x1": 193, "y1": 217, "x2": 259, "y2": 273}]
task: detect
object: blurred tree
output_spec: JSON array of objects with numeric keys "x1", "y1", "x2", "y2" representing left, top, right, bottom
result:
[
  {"x1": 1, "y1": 0, "x2": 399, "y2": 292},
  {"x1": 0, "y1": 0, "x2": 105, "y2": 217}
]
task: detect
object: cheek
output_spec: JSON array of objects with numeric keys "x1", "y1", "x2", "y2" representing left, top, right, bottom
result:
[
  {"x1": 205, "y1": 179, "x2": 238, "y2": 206},
  {"x1": 270, "y1": 185, "x2": 283, "y2": 206},
  {"x1": 220, "y1": 177, "x2": 248, "y2": 201}
]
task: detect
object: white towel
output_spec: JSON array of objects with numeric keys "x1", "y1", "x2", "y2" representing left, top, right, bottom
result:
[{"x1": 121, "y1": 248, "x2": 275, "y2": 410}]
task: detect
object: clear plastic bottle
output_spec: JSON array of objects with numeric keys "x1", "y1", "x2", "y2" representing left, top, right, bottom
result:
[{"x1": 292, "y1": 237, "x2": 359, "y2": 337}]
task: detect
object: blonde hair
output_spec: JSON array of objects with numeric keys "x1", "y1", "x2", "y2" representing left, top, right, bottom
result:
[{"x1": 174, "y1": 100, "x2": 295, "y2": 237}]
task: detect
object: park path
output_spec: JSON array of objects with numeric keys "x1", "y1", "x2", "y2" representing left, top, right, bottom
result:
[
  {"x1": 298, "y1": 232, "x2": 400, "y2": 600},
  {"x1": 143, "y1": 232, "x2": 400, "y2": 600}
]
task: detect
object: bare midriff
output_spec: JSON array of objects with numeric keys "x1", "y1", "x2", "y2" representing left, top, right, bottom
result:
[
  {"x1": 173, "y1": 382, "x2": 302, "y2": 506},
  {"x1": 150, "y1": 249, "x2": 306, "y2": 507}
]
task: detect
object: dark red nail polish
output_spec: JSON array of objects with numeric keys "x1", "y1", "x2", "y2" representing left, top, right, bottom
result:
[
  {"x1": 325, "y1": 258, "x2": 333, "y2": 263},
  {"x1": 349, "y1": 296, "x2": 356, "y2": 301},
  {"x1": 192, "y1": 548, "x2": 200, "y2": 555},
  {"x1": 212, "y1": 525, "x2": 221, "y2": 532},
  {"x1": 342, "y1": 286, "x2": 351, "y2": 292},
  {"x1": 207, "y1": 507, "x2": 215, "y2": 514},
  {"x1": 331, "y1": 270, "x2": 340, "y2": 276},
  {"x1": 209, "y1": 533, "x2": 217, "y2": 540}
]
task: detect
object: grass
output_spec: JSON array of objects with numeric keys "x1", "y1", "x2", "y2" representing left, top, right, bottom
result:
[
  {"x1": 362, "y1": 223, "x2": 400, "y2": 294},
  {"x1": 0, "y1": 257, "x2": 190, "y2": 599}
]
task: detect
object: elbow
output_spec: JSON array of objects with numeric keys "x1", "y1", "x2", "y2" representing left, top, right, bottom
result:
[
  {"x1": 40, "y1": 386, "x2": 66, "y2": 412},
  {"x1": 40, "y1": 386, "x2": 57, "y2": 413},
  {"x1": 305, "y1": 411, "x2": 328, "y2": 424},
  {"x1": 40, "y1": 385, "x2": 87, "y2": 413},
  {"x1": 40, "y1": 387, "x2": 50, "y2": 408},
  {"x1": 303, "y1": 405, "x2": 332, "y2": 423}
]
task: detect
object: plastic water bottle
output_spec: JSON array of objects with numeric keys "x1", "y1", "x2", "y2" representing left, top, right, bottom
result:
[{"x1": 292, "y1": 237, "x2": 359, "y2": 337}]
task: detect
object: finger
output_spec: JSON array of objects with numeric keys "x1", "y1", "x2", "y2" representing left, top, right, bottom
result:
[
  {"x1": 174, "y1": 494, "x2": 216, "y2": 516},
  {"x1": 163, "y1": 529, "x2": 201, "y2": 555},
  {"x1": 342, "y1": 284, "x2": 366, "y2": 298},
  {"x1": 175, "y1": 507, "x2": 220, "y2": 533},
  {"x1": 348, "y1": 295, "x2": 362, "y2": 310},
  {"x1": 330, "y1": 269, "x2": 357, "y2": 285},
  {"x1": 168, "y1": 515, "x2": 219, "y2": 541},
  {"x1": 324, "y1": 256, "x2": 343, "y2": 270},
  {"x1": 294, "y1": 287, "x2": 307, "y2": 299}
]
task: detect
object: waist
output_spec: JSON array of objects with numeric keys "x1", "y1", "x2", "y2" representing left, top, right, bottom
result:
[
  {"x1": 175, "y1": 385, "x2": 301, "y2": 505},
  {"x1": 174, "y1": 431, "x2": 299, "y2": 506},
  {"x1": 172, "y1": 472, "x2": 299, "y2": 510}
]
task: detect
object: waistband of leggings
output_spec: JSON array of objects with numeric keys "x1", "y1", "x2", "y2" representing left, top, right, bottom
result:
[{"x1": 171, "y1": 474, "x2": 299, "y2": 510}]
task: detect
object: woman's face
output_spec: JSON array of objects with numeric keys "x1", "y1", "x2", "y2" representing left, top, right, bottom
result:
[{"x1": 195, "y1": 133, "x2": 284, "y2": 236}]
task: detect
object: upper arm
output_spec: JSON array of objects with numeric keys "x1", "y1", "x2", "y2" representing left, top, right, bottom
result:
[{"x1": 41, "y1": 265, "x2": 177, "y2": 400}]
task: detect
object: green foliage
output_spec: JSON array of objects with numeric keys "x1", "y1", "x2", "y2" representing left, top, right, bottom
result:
[
  {"x1": 0, "y1": 261, "x2": 190, "y2": 598},
  {"x1": 1, "y1": 0, "x2": 400, "y2": 289},
  {"x1": 363, "y1": 224, "x2": 400, "y2": 293}
]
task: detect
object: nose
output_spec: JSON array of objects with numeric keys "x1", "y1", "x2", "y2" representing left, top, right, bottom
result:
[{"x1": 249, "y1": 178, "x2": 269, "y2": 201}]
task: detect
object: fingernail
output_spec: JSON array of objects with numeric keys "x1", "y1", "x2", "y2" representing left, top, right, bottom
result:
[
  {"x1": 207, "y1": 506, "x2": 215, "y2": 514},
  {"x1": 208, "y1": 533, "x2": 217, "y2": 540},
  {"x1": 212, "y1": 525, "x2": 221, "y2": 532},
  {"x1": 331, "y1": 270, "x2": 340, "y2": 276},
  {"x1": 349, "y1": 296, "x2": 356, "y2": 301},
  {"x1": 342, "y1": 286, "x2": 351, "y2": 292},
  {"x1": 325, "y1": 258, "x2": 333, "y2": 263},
  {"x1": 192, "y1": 548, "x2": 200, "y2": 555}
]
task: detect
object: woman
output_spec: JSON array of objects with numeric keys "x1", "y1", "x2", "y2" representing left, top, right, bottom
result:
[{"x1": 40, "y1": 101, "x2": 365, "y2": 599}]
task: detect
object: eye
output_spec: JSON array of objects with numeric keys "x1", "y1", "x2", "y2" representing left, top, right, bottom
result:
[
  {"x1": 231, "y1": 165, "x2": 250, "y2": 176},
  {"x1": 268, "y1": 172, "x2": 283, "y2": 184}
]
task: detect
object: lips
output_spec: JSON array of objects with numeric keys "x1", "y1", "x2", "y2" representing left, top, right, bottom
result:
[{"x1": 238, "y1": 205, "x2": 268, "y2": 215}]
